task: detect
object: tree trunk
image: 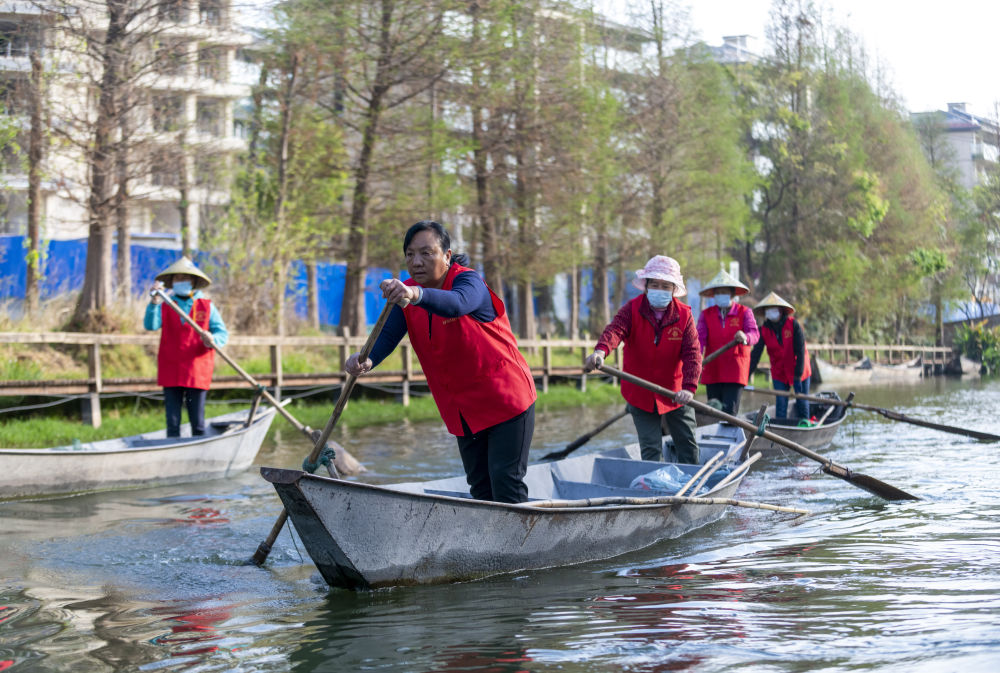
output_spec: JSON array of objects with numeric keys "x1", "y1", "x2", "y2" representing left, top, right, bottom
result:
[
  {"x1": 114, "y1": 84, "x2": 130, "y2": 300},
  {"x1": 25, "y1": 47, "x2": 44, "y2": 315},
  {"x1": 591, "y1": 228, "x2": 610, "y2": 333},
  {"x1": 73, "y1": 1, "x2": 126, "y2": 329},
  {"x1": 341, "y1": 1, "x2": 394, "y2": 336},
  {"x1": 307, "y1": 260, "x2": 319, "y2": 329}
]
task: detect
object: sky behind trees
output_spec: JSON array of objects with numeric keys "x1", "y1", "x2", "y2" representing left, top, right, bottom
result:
[{"x1": 601, "y1": 0, "x2": 1000, "y2": 117}]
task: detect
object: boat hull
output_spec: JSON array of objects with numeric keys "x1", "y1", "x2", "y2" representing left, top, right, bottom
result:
[
  {"x1": 744, "y1": 393, "x2": 846, "y2": 453},
  {"x1": 263, "y1": 423, "x2": 753, "y2": 589},
  {"x1": 0, "y1": 406, "x2": 277, "y2": 499},
  {"x1": 815, "y1": 357, "x2": 873, "y2": 385}
]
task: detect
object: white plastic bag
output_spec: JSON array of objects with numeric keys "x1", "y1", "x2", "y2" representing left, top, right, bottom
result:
[{"x1": 629, "y1": 464, "x2": 688, "y2": 492}]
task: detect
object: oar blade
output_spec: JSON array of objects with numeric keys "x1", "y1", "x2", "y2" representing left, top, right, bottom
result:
[{"x1": 821, "y1": 466, "x2": 919, "y2": 501}]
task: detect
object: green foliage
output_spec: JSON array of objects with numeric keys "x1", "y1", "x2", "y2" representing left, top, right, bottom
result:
[{"x1": 953, "y1": 321, "x2": 1000, "y2": 373}]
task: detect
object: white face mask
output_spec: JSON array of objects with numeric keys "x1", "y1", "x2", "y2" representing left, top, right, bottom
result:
[
  {"x1": 714, "y1": 293, "x2": 731, "y2": 309},
  {"x1": 765, "y1": 308, "x2": 781, "y2": 322},
  {"x1": 646, "y1": 289, "x2": 673, "y2": 309}
]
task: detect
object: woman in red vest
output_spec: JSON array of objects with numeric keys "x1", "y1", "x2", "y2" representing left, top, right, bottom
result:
[
  {"x1": 345, "y1": 221, "x2": 537, "y2": 503},
  {"x1": 583, "y1": 256, "x2": 702, "y2": 463},
  {"x1": 144, "y1": 257, "x2": 228, "y2": 437},
  {"x1": 748, "y1": 292, "x2": 812, "y2": 420},
  {"x1": 696, "y1": 269, "x2": 759, "y2": 415}
]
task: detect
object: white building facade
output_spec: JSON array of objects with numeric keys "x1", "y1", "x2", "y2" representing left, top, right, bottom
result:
[{"x1": 0, "y1": 0, "x2": 250, "y2": 247}]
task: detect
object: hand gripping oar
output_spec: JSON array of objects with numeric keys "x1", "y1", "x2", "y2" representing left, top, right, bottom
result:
[
  {"x1": 598, "y1": 365, "x2": 918, "y2": 501},
  {"x1": 702, "y1": 337, "x2": 741, "y2": 365},
  {"x1": 540, "y1": 407, "x2": 629, "y2": 461},
  {"x1": 744, "y1": 385, "x2": 1000, "y2": 442},
  {"x1": 153, "y1": 289, "x2": 348, "y2": 451},
  {"x1": 250, "y1": 301, "x2": 395, "y2": 566}
]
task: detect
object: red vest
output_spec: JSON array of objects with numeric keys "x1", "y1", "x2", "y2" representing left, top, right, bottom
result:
[
  {"x1": 761, "y1": 317, "x2": 812, "y2": 386},
  {"x1": 403, "y1": 264, "x2": 537, "y2": 436},
  {"x1": 157, "y1": 298, "x2": 216, "y2": 389},
  {"x1": 621, "y1": 296, "x2": 692, "y2": 414},
  {"x1": 700, "y1": 304, "x2": 752, "y2": 385}
]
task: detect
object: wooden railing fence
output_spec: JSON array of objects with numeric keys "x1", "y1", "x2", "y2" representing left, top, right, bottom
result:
[{"x1": 0, "y1": 332, "x2": 954, "y2": 427}]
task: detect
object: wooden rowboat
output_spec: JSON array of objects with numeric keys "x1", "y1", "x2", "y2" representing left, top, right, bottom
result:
[
  {"x1": 870, "y1": 356, "x2": 923, "y2": 382},
  {"x1": 814, "y1": 356, "x2": 873, "y2": 384},
  {"x1": 0, "y1": 406, "x2": 277, "y2": 500},
  {"x1": 746, "y1": 391, "x2": 847, "y2": 453},
  {"x1": 263, "y1": 422, "x2": 762, "y2": 590}
]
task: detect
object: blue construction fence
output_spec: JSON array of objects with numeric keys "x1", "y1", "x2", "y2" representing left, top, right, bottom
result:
[{"x1": 1, "y1": 235, "x2": 643, "y2": 328}]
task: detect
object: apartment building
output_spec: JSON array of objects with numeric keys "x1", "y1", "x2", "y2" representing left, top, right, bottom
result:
[{"x1": 0, "y1": 0, "x2": 251, "y2": 247}]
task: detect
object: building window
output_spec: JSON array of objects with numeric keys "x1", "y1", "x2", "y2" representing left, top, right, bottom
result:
[
  {"x1": 0, "y1": 135, "x2": 25, "y2": 175},
  {"x1": 160, "y1": 0, "x2": 189, "y2": 24},
  {"x1": 151, "y1": 95, "x2": 185, "y2": 132},
  {"x1": 150, "y1": 150, "x2": 183, "y2": 187},
  {"x1": 0, "y1": 21, "x2": 36, "y2": 59},
  {"x1": 199, "y1": 1, "x2": 223, "y2": 27},
  {"x1": 196, "y1": 99, "x2": 224, "y2": 137},
  {"x1": 0, "y1": 191, "x2": 28, "y2": 235},
  {"x1": 197, "y1": 47, "x2": 225, "y2": 81},
  {"x1": 155, "y1": 41, "x2": 189, "y2": 78},
  {"x1": 0, "y1": 76, "x2": 22, "y2": 115}
]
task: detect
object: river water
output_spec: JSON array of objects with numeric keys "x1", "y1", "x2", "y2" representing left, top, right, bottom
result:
[{"x1": 3, "y1": 377, "x2": 1000, "y2": 672}]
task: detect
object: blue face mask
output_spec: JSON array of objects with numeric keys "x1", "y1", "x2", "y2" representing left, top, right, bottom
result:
[
  {"x1": 714, "y1": 293, "x2": 731, "y2": 309},
  {"x1": 172, "y1": 281, "x2": 193, "y2": 297},
  {"x1": 647, "y1": 289, "x2": 672, "y2": 309}
]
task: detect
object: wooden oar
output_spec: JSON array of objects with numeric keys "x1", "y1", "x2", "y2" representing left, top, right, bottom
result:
[
  {"x1": 153, "y1": 289, "x2": 361, "y2": 467},
  {"x1": 540, "y1": 408, "x2": 629, "y2": 461},
  {"x1": 250, "y1": 301, "x2": 395, "y2": 566},
  {"x1": 744, "y1": 385, "x2": 1000, "y2": 442},
  {"x1": 702, "y1": 337, "x2": 741, "y2": 365},
  {"x1": 598, "y1": 365, "x2": 919, "y2": 501}
]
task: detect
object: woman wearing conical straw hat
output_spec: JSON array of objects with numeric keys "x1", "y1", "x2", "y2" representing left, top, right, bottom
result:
[
  {"x1": 696, "y1": 269, "x2": 759, "y2": 415},
  {"x1": 583, "y1": 255, "x2": 702, "y2": 464},
  {"x1": 748, "y1": 292, "x2": 812, "y2": 420},
  {"x1": 144, "y1": 256, "x2": 229, "y2": 437}
]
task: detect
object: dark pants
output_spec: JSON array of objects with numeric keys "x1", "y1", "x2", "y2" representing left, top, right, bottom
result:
[
  {"x1": 457, "y1": 404, "x2": 535, "y2": 503},
  {"x1": 628, "y1": 403, "x2": 699, "y2": 464},
  {"x1": 164, "y1": 387, "x2": 208, "y2": 437},
  {"x1": 773, "y1": 377, "x2": 810, "y2": 420},
  {"x1": 705, "y1": 382, "x2": 744, "y2": 415}
]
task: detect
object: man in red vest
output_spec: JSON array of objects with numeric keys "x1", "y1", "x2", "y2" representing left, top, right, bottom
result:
[
  {"x1": 697, "y1": 269, "x2": 759, "y2": 415},
  {"x1": 748, "y1": 292, "x2": 812, "y2": 420},
  {"x1": 345, "y1": 221, "x2": 537, "y2": 503},
  {"x1": 583, "y1": 256, "x2": 702, "y2": 463},
  {"x1": 145, "y1": 257, "x2": 228, "y2": 437}
]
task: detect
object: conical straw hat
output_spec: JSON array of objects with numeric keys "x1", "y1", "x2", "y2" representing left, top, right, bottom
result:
[
  {"x1": 753, "y1": 291, "x2": 794, "y2": 314},
  {"x1": 155, "y1": 256, "x2": 212, "y2": 289},
  {"x1": 700, "y1": 269, "x2": 749, "y2": 296}
]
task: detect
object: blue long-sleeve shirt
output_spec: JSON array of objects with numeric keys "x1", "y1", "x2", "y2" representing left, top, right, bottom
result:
[
  {"x1": 369, "y1": 270, "x2": 496, "y2": 367},
  {"x1": 144, "y1": 290, "x2": 229, "y2": 347}
]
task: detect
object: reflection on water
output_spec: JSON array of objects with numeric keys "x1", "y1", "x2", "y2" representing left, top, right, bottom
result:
[{"x1": 2, "y1": 378, "x2": 1000, "y2": 671}]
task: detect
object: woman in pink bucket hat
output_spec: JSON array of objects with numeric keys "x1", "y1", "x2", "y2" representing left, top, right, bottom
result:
[{"x1": 583, "y1": 255, "x2": 702, "y2": 463}]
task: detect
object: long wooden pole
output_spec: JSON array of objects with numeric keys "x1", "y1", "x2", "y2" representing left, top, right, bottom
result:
[
  {"x1": 250, "y1": 301, "x2": 395, "y2": 566},
  {"x1": 744, "y1": 385, "x2": 1000, "y2": 442},
  {"x1": 528, "y1": 494, "x2": 808, "y2": 515},
  {"x1": 702, "y1": 337, "x2": 740, "y2": 365},
  {"x1": 598, "y1": 365, "x2": 919, "y2": 501}
]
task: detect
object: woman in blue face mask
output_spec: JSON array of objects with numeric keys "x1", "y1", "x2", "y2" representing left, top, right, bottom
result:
[
  {"x1": 747, "y1": 292, "x2": 812, "y2": 420},
  {"x1": 144, "y1": 257, "x2": 229, "y2": 438},
  {"x1": 696, "y1": 269, "x2": 759, "y2": 415},
  {"x1": 583, "y1": 255, "x2": 702, "y2": 464}
]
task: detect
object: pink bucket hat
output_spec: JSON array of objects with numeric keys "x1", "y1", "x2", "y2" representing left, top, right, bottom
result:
[{"x1": 632, "y1": 255, "x2": 686, "y2": 297}]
